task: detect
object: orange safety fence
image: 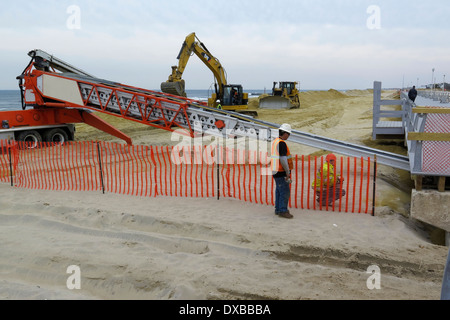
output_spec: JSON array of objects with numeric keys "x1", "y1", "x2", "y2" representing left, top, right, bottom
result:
[
  {"x1": 0, "y1": 140, "x2": 377, "y2": 214},
  {"x1": 0, "y1": 140, "x2": 19, "y2": 184}
]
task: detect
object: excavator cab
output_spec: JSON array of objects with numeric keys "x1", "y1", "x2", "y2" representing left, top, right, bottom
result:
[
  {"x1": 213, "y1": 84, "x2": 253, "y2": 115},
  {"x1": 223, "y1": 85, "x2": 245, "y2": 106}
]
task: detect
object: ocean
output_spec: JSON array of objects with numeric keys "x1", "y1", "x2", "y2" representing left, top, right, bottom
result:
[
  {"x1": 0, "y1": 89, "x2": 268, "y2": 111},
  {"x1": 0, "y1": 90, "x2": 22, "y2": 111}
]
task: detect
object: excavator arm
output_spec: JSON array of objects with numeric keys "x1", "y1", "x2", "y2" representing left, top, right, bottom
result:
[{"x1": 161, "y1": 32, "x2": 227, "y2": 99}]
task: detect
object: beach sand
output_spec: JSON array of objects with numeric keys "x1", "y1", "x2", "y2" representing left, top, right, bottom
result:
[{"x1": 1, "y1": 89, "x2": 448, "y2": 300}]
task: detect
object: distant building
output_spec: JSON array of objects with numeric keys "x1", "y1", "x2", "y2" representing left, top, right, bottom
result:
[
  {"x1": 425, "y1": 82, "x2": 449, "y2": 90},
  {"x1": 426, "y1": 84, "x2": 441, "y2": 90}
]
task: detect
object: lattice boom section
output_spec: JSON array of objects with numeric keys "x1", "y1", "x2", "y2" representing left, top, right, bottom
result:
[
  {"x1": 77, "y1": 82, "x2": 271, "y2": 140},
  {"x1": 78, "y1": 83, "x2": 189, "y2": 126},
  {"x1": 422, "y1": 113, "x2": 450, "y2": 174}
]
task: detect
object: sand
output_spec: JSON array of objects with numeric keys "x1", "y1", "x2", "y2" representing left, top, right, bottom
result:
[{"x1": 1, "y1": 89, "x2": 448, "y2": 300}]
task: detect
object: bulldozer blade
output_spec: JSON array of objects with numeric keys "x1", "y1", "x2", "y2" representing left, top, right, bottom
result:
[
  {"x1": 259, "y1": 96, "x2": 292, "y2": 109},
  {"x1": 160, "y1": 80, "x2": 186, "y2": 97}
]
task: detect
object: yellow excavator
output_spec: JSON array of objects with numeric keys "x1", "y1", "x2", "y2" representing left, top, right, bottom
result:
[
  {"x1": 259, "y1": 81, "x2": 301, "y2": 109},
  {"x1": 161, "y1": 32, "x2": 254, "y2": 115}
]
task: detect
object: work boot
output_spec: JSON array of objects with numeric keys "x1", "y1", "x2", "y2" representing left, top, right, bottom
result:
[
  {"x1": 279, "y1": 212, "x2": 293, "y2": 219},
  {"x1": 275, "y1": 209, "x2": 290, "y2": 215}
]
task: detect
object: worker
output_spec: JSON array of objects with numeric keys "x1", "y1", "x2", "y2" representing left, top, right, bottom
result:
[
  {"x1": 231, "y1": 88, "x2": 239, "y2": 105},
  {"x1": 408, "y1": 86, "x2": 418, "y2": 102},
  {"x1": 271, "y1": 123, "x2": 294, "y2": 219},
  {"x1": 311, "y1": 153, "x2": 346, "y2": 206}
]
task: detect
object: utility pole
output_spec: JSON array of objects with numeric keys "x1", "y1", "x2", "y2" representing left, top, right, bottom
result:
[{"x1": 432, "y1": 68, "x2": 435, "y2": 93}]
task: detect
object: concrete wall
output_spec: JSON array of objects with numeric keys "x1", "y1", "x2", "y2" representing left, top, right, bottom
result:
[{"x1": 411, "y1": 189, "x2": 450, "y2": 233}]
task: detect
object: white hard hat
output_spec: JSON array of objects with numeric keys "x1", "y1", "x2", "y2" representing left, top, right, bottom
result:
[{"x1": 279, "y1": 123, "x2": 292, "y2": 134}]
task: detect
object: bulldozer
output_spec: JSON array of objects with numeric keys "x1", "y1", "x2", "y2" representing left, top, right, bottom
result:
[{"x1": 259, "y1": 81, "x2": 301, "y2": 109}]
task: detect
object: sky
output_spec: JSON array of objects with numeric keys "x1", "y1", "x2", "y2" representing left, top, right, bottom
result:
[{"x1": 0, "y1": 0, "x2": 449, "y2": 91}]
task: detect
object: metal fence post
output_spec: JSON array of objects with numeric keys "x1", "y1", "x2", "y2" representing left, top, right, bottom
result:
[
  {"x1": 96, "y1": 142, "x2": 105, "y2": 194},
  {"x1": 217, "y1": 144, "x2": 220, "y2": 200},
  {"x1": 372, "y1": 155, "x2": 377, "y2": 216},
  {"x1": 8, "y1": 142, "x2": 13, "y2": 187}
]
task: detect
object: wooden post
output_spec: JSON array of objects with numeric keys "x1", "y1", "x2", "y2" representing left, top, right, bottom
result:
[
  {"x1": 415, "y1": 175, "x2": 423, "y2": 191},
  {"x1": 438, "y1": 176, "x2": 446, "y2": 192}
]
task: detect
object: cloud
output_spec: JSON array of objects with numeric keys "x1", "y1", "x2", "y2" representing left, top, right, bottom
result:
[{"x1": 0, "y1": 0, "x2": 449, "y2": 90}]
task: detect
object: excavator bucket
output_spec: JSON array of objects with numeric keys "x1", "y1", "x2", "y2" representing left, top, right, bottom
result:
[
  {"x1": 259, "y1": 95, "x2": 292, "y2": 109},
  {"x1": 160, "y1": 80, "x2": 186, "y2": 97}
]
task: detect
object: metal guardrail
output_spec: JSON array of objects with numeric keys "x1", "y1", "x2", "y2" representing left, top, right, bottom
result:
[{"x1": 285, "y1": 129, "x2": 410, "y2": 170}]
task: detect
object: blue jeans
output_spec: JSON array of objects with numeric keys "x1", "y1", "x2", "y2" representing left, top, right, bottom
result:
[
  {"x1": 274, "y1": 176, "x2": 290, "y2": 214},
  {"x1": 441, "y1": 248, "x2": 450, "y2": 300}
]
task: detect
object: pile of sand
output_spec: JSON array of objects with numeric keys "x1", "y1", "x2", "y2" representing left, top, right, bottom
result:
[{"x1": 0, "y1": 183, "x2": 447, "y2": 300}]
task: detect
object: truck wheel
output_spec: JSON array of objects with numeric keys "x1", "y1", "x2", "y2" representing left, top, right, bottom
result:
[
  {"x1": 17, "y1": 130, "x2": 42, "y2": 149},
  {"x1": 44, "y1": 128, "x2": 69, "y2": 145}
]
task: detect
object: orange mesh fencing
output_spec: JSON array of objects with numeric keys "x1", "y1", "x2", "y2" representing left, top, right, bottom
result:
[
  {"x1": 0, "y1": 140, "x2": 19, "y2": 184},
  {"x1": 1, "y1": 140, "x2": 377, "y2": 214},
  {"x1": 216, "y1": 152, "x2": 376, "y2": 214}
]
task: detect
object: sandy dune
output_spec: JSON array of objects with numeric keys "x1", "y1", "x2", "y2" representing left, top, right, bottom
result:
[{"x1": 0, "y1": 184, "x2": 447, "y2": 300}]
